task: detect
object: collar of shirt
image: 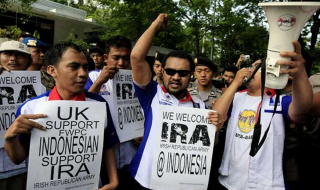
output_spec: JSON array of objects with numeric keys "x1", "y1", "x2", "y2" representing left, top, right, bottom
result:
[
  {"x1": 48, "y1": 86, "x2": 86, "y2": 101},
  {"x1": 161, "y1": 85, "x2": 193, "y2": 103}
]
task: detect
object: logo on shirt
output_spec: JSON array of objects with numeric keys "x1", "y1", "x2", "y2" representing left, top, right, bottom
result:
[
  {"x1": 159, "y1": 101, "x2": 173, "y2": 106},
  {"x1": 165, "y1": 93, "x2": 171, "y2": 100},
  {"x1": 100, "y1": 84, "x2": 110, "y2": 95},
  {"x1": 101, "y1": 84, "x2": 107, "y2": 91},
  {"x1": 238, "y1": 110, "x2": 256, "y2": 133}
]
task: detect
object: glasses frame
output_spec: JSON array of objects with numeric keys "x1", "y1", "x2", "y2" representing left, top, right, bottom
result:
[{"x1": 164, "y1": 68, "x2": 191, "y2": 77}]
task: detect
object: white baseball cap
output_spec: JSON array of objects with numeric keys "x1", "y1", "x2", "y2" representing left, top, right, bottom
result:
[
  {"x1": 0, "y1": 41, "x2": 31, "y2": 55},
  {"x1": 309, "y1": 73, "x2": 320, "y2": 94}
]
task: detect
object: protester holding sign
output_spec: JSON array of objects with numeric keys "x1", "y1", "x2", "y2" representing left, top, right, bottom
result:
[
  {"x1": 128, "y1": 13, "x2": 222, "y2": 189},
  {"x1": 85, "y1": 36, "x2": 142, "y2": 190},
  {"x1": 0, "y1": 40, "x2": 40, "y2": 190},
  {"x1": 213, "y1": 41, "x2": 312, "y2": 190},
  {"x1": 4, "y1": 42, "x2": 120, "y2": 190}
]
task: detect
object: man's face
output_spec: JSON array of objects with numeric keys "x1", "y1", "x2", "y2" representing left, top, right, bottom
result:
[
  {"x1": 153, "y1": 60, "x2": 163, "y2": 78},
  {"x1": 29, "y1": 47, "x2": 45, "y2": 67},
  {"x1": 0, "y1": 51, "x2": 30, "y2": 71},
  {"x1": 194, "y1": 65, "x2": 214, "y2": 87},
  {"x1": 162, "y1": 57, "x2": 191, "y2": 99},
  {"x1": 90, "y1": 52, "x2": 104, "y2": 68},
  {"x1": 104, "y1": 47, "x2": 130, "y2": 69},
  {"x1": 223, "y1": 71, "x2": 236, "y2": 86},
  {"x1": 246, "y1": 66, "x2": 261, "y2": 91},
  {"x1": 48, "y1": 48, "x2": 89, "y2": 96}
]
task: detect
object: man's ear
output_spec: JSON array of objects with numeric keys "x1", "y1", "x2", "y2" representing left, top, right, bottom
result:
[
  {"x1": 47, "y1": 65, "x2": 57, "y2": 78},
  {"x1": 103, "y1": 54, "x2": 108, "y2": 61}
]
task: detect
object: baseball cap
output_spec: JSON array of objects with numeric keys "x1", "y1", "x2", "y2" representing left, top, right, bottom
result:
[
  {"x1": 89, "y1": 47, "x2": 104, "y2": 55},
  {"x1": 309, "y1": 73, "x2": 320, "y2": 93},
  {"x1": 21, "y1": 37, "x2": 47, "y2": 51},
  {"x1": 0, "y1": 41, "x2": 31, "y2": 54},
  {"x1": 18, "y1": 31, "x2": 33, "y2": 39},
  {"x1": 194, "y1": 57, "x2": 218, "y2": 73}
]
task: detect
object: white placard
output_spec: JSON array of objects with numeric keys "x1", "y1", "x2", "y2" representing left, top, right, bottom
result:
[
  {"x1": 27, "y1": 101, "x2": 106, "y2": 190},
  {"x1": 0, "y1": 71, "x2": 42, "y2": 148},
  {"x1": 103, "y1": 70, "x2": 144, "y2": 142},
  {"x1": 150, "y1": 105, "x2": 216, "y2": 190}
]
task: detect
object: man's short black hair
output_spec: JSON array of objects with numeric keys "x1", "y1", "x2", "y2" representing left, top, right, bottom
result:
[
  {"x1": 105, "y1": 36, "x2": 132, "y2": 54},
  {"x1": 223, "y1": 65, "x2": 239, "y2": 75},
  {"x1": 45, "y1": 42, "x2": 82, "y2": 67},
  {"x1": 162, "y1": 50, "x2": 195, "y2": 72},
  {"x1": 89, "y1": 47, "x2": 104, "y2": 55}
]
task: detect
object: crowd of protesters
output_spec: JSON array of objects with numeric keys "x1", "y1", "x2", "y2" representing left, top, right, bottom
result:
[{"x1": 0, "y1": 13, "x2": 319, "y2": 190}]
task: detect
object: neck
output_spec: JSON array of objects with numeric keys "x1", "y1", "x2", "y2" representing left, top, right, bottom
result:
[
  {"x1": 157, "y1": 77, "x2": 163, "y2": 84},
  {"x1": 197, "y1": 83, "x2": 212, "y2": 92},
  {"x1": 95, "y1": 65, "x2": 103, "y2": 70},
  {"x1": 247, "y1": 87, "x2": 266, "y2": 96},
  {"x1": 27, "y1": 65, "x2": 42, "y2": 71},
  {"x1": 56, "y1": 86, "x2": 77, "y2": 100},
  {"x1": 174, "y1": 91, "x2": 187, "y2": 101}
]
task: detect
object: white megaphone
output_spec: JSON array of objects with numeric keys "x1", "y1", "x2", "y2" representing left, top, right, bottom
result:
[{"x1": 259, "y1": 2, "x2": 320, "y2": 89}]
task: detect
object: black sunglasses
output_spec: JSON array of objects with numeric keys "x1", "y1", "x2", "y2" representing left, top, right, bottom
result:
[{"x1": 164, "y1": 68, "x2": 191, "y2": 77}]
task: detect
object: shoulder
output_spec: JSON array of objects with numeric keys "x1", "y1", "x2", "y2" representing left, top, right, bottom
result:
[
  {"x1": 84, "y1": 91, "x2": 106, "y2": 102},
  {"x1": 18, "y1": 91, "x2": 50, "y2": 115},
  {"x1": 188, "y1": 86, "x2": 198, "y2": 95},
  {"x1": 211, "y1": 85, "x2": 222, "y2": 96},
  {"x1": 191, "y1": 95, "x2": 206, "y2": 108},
  {"x1": 88, "y1": 69, "x2": 102, "y2": 79}
]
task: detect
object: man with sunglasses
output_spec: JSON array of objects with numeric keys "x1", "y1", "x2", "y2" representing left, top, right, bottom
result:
[
  {"x1": 213, "y1": 41, "x2": 312, "y2": 190},
  {"x1": 128, "y1": 13, "x2": 222, "y2": 189},
  {"x1": 190, "y1": 57, "x2": 222, "y2": 109}
]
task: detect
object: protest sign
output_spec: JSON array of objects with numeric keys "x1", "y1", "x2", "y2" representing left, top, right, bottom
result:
[
  {"x1": 103, "y1": 70, "x2": 144, "y2": 142},
  {"x1": 150, "y1": 105, "x2": 216, "y2": 190},
  {"x1": 27, "y1": 101, "x2": 106, "y2": 190},
  {"x1": 0, "y1": 71, "x2": 42, "y2": 148}
]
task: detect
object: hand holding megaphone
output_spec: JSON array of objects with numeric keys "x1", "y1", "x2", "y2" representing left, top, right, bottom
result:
[
  {"x1": 233, "y1": 68, "x2": 250, "y2": 87},
  {"x1": 276, "y1": 41, "x2": 306, "y2": 78}
]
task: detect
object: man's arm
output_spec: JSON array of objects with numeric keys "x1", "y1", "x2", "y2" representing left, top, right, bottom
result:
[
  {"x1": 235, "y1": 54, "x2": 244, "y2": 68},
  {"x1": 96, "y1": 148, "x2": 118, "y2": 190},
  {"x1": 278, "y1": 41, "x2": 313, "y2": 121},
  {"x1": 4, "y1": 114, "x2": 47, "y2": 164},
  {"x1": 131, "y1": 13, "x2": 168, "y2": 85},
  {"x1": 88, "y1": 65, "x2": 118, "y2": 94},
  {"x1": 213, "y1": 68, "x2": 250, "y2": 120}
]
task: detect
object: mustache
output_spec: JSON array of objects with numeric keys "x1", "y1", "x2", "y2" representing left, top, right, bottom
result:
[{"x1": 7, "y1": 61, "x2": 21, "y2": 66}]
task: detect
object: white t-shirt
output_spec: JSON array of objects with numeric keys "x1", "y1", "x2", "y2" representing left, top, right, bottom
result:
[{"x1": 219, "y1": 94, "x2": 261, "y2": 190}]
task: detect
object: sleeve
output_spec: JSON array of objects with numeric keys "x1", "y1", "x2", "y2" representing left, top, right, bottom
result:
[
  {"x1": 16, "y1": 104, "x2": 31, "y2": 155},
  {"x1": 133, "y1": 80, "x2": 158, "y2": 114},
  {"x1": 85, "y1": 77, "x2": 94, "y2": 91},
  {"x1": 281, "y1": 95, "x2": 304, "y2": 123},
  {"x1": 103, "y1": 102, "x2": 120, "y2": 149}
]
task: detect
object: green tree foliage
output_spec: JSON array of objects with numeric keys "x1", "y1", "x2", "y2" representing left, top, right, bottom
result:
[{"x1": 48, "y1": 0, "x2": 320, "y2": 72}]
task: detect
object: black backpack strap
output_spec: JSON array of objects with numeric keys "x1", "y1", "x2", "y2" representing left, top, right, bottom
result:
[
  {"x1": 249, "y1": 58, "x2": 281, "y2": 157},
  {"x1": 250, "y1": 90, "x2": 281, "y2": 157}
]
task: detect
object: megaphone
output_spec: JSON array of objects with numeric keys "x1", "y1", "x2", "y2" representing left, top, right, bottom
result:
[{"x1": 259, "y1": 2, "x2": 320, "y2": 89}]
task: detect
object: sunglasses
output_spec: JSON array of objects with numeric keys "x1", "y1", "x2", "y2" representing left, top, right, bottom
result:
[{"x1": 164, "y1": 68, "x2": 191, "y2": 77}]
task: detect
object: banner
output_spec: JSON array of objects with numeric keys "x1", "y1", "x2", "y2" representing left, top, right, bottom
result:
[
  {"x1": 27, "y1": 101, "x2": 106, "y2": 190},
  {"x1": 0, "y1": 71, "x2": 42, "y2": 148},
  {"x1": 103, "y1": 70, "x2": 144, "y2": 142},
  {"x1": 150, "y1": 105, "x2": 216, "y2": 190}
]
